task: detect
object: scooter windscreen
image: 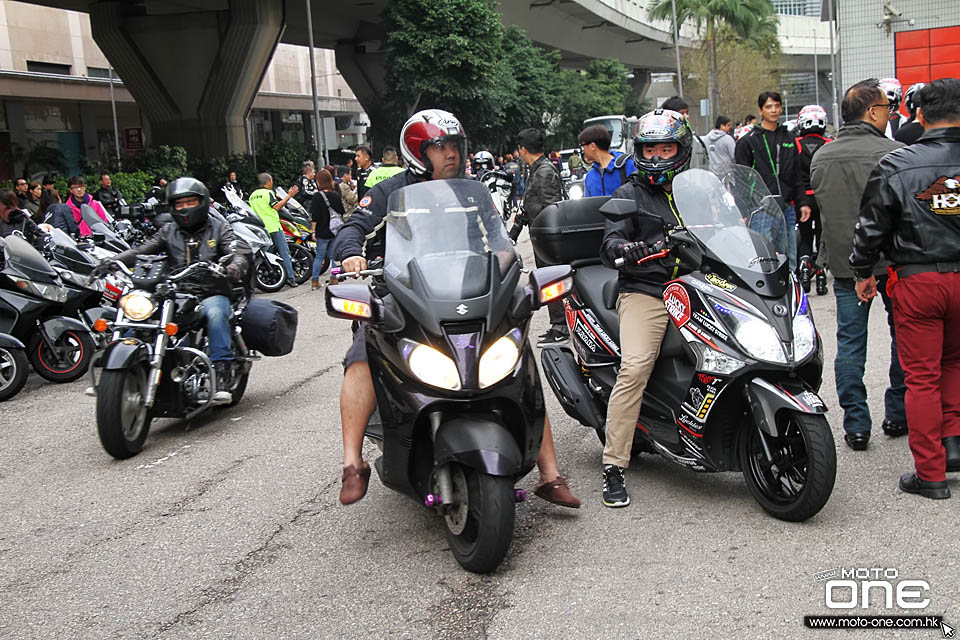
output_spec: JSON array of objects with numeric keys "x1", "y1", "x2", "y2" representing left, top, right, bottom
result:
[
  {"x1": 80, "y1": 204, "x2": 130, "y2": 251},
  {"x1": 384, "y1": 179, "x2": 517, "y2": 303},
  {"x1": 672, "y1": 167, "x2": 788, "y2": 279}
]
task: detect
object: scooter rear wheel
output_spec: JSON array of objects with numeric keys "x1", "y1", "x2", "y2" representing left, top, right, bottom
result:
[
  {"x1": 739, "y1": 411, "x2": 836, "y2": 522},
  {"x1": 97, "y1": 366, "x2": 151, "y2": 459},
  {"x1": 443, "y1": 463, "x2": 515, "y2": 574}
]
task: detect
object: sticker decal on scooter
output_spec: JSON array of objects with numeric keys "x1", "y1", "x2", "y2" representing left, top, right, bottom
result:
[
  {"x1": 704, "y1": 273, "x2": 737, "y2": 292},
  {"x1": 663, "y1": 284, "x2": 691, "y2": 327}
]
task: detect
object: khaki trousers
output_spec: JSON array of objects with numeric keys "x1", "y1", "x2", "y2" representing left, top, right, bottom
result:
[{"x1": 602, "y1": 292, "x2": 669, "y2": 468}]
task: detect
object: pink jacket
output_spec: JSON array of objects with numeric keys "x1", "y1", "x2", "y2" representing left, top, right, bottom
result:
[{"x1": 67, "y1": 195, "x2": 110, "y2": 237}]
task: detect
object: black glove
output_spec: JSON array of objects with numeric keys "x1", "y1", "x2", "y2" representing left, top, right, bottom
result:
[
  {"x1": 617, "y1": 240, "x2": 665, "y2": 263},
  {"x1": 89, "y1": 260, "x2": 114, "y2": 279},
  {"x1": 225, "y1": 263, "x2": 243, "y2": 282}
]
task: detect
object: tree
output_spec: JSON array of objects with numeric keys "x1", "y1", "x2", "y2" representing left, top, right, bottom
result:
[
  {"x1": 681, "y1": 29, "x2": 781, "y2": 124},
  {"x1": 547, "y1": 59, "x2": 632, "y2": 148},
  {"x1": 648, "y1": 0, "x2": 779, "y2": 119}
]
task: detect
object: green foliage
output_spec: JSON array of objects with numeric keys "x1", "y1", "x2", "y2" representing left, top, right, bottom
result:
[
  {"x1": 547, "y1": 59, "x2": 633, "y2": 148},
  {"x1": 256, "y1": 141, "x2": 319, "y2": 187},
  {"x1": 124, "y1": 145, "x2": 189, "y2": 180},
  {"x1": 107, "y1": 171, "x2": 154, "y2": 202}
]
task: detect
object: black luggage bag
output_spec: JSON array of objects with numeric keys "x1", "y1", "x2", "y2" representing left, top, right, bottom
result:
[{"x1": 240, "y1": 298, "x2": 298, "y2": 356}]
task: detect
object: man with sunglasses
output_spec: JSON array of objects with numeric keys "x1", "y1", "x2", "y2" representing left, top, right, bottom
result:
[{"x1": 810, "y1": 78, "x2": 906, "y2": 452}]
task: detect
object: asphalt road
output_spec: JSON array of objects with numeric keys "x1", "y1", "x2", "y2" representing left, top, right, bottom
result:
[{"x1": 1, "y1": 236, "x2": 957, "y2": 639}]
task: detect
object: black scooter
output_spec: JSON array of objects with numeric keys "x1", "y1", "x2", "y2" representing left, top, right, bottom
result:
[
  {"x1": 537, "y1": 167, "x2": 836, "y2": 522},
  {"x1": 0, "y1": 332, "x2": 28, "y2": 401},
  {"x1": 325, "y1": 178, "x2": 572, "y2": 573}
]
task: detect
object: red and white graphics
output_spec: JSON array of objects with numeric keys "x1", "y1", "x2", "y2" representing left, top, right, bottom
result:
[{"x1": 663, "y1": 283, "x2": 691, "y2": 328}]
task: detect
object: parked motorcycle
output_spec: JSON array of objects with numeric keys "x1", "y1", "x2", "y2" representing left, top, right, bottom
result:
[
  {"x1": 535, "y1": 166, "x2": 836, "y2": 522},
  {"x1": 0, "y1": 332, "x2": 28, "y2": 401},
  {"x1": 274, "y1": 187, "x2": 318, "y2": 285},
  {"x1": 325, "y1": 178, "x2": 573, "y2": 573},
  {"x1": 89, "y1": 255, "x2": 294, "y2": 459},
  {"x1": 220, "y1": 190, "x2": 289, "y2": 292},
  {"x1": 480, "y1": 169, "x2": 516, "y2": 221},
  {"x1": 0, "y1": 235, "x2": 95, "y2": 383}
]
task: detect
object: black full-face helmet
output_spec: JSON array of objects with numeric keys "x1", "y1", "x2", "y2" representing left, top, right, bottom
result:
[{"x1": 166, "y1": 177, "x2": 210, "y2": 231}]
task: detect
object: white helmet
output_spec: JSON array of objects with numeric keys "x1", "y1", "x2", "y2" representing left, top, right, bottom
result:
[
  {"x1": 473, "y1": 150, "x2": 495, "y2": 172},
  {"x1": 399, "y1": 109, "x2": 467, "y2": 178},
  {"x1": 904, "y1": 82, "x2": 925, "y2": 116},
  {"x1": 797, "y1": 104, "x2": 827, "y2": 134},
  {"x1": 879, "y1": 78, "x2": 903, "y2": 112}
]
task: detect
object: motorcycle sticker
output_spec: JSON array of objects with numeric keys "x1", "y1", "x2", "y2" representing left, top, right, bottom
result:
[
  {"x1": 704, "y1": 273, "x2": 737, "y2": 292},
  {"x1": 663, "y1": 283, "x2": 691, "y2": 327}
]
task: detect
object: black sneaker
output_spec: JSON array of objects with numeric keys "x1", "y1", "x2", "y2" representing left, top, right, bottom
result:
[
  {"x1": 881, "y1": 419, "x2": 908, "y2": 438},
  {"x1": 537, "y1": 328, "x2": 568, "y2": 346},
  {"x1": 602, "y1": 464, "x2": 630, "y2": 508},
  {"x1": 212, "y1": 362, "x2": 233, "y2": 405}
]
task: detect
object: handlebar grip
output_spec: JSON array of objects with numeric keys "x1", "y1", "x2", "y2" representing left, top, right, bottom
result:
[{"x1": 614, "y1": 257, "x2": 625, "y2": 267}]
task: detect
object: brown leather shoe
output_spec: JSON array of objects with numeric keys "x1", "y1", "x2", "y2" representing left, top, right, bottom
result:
[
  {"x1": 311, "y1": 279, "x2": 321, "y2": 290},
  {"x1": 534, "y1": 476, "x2": 581, "y2": 508},
  {"x1": 339, "y1": 462, "x2": 371, "y2": 504}
]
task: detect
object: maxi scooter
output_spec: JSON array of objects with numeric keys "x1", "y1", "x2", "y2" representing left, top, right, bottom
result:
[
  {"x1": 538, "y1": 166, "x2": 837, "y2": 522},
  {"x1": 325, "y1": 178, "x2": 573, "y2": 573}
]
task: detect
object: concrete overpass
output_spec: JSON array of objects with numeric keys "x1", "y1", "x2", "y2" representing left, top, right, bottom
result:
[{"x1": 21, "y1": 0, "x2": 828, "y2": 156}]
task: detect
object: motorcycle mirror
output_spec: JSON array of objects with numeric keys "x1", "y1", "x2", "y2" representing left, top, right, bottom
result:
[{"x1": 598, "y1": 198, "x2": 638, "y2": 221}]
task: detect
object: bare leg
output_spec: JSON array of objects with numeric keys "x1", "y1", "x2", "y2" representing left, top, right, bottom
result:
[
  {"x1": 537, "y1": 414, "x2": 561, "y2": 484},
  {"x1": 340, "y1": 361, "x2": 376, "y2": 469}
]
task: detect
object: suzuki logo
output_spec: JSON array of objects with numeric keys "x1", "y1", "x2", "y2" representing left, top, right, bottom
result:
[{"x1": 456, "y1": 304, "x2": 468, "y2": 316}]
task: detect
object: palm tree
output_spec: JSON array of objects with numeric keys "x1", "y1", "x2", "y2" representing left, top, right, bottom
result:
[{"x1": 649, "y1": 0, "x2": 779, "y2": 117}]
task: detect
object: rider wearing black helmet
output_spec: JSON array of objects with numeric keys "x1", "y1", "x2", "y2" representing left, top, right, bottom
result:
[
  {"x1": 108, "y1": 177, "x2": 251, "y2": 403},
  {"x1": 598, "y1": 108, "x2": 693, "y2": 508}
]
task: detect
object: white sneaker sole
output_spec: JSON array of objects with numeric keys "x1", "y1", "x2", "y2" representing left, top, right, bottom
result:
[{"x1": 602, "y1": 496, "x2": 630, "y2": 508}]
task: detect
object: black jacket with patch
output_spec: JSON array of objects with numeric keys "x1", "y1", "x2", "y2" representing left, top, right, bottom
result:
[
  {"x1": 851, "y1": 127, "x2": 960, "y2": 276},
  {"x1": 115, "y1": 215, "x2": 250, "y2": 278}
]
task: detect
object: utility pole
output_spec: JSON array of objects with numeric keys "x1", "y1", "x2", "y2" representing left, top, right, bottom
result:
[
  {"x1": 108, "y1": 66, "x2": 121, "y2": 168},
  {"x1": 671, "y1": 0, "x2": 683, "y2": 98},
  {"x1": 305, "y1": 0, "x2": 326, "y2": 165},
  {"x1": 827, "y1": 0, "x2": 840, "y2": 127},
  {"x1": 813, "y1": 28, "x2": 820, "y2": 106}
]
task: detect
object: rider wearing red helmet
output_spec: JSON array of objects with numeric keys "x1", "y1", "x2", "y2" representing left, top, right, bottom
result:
[{"x1": 331, "y1": 109, "x2": 580, "y2": 509}]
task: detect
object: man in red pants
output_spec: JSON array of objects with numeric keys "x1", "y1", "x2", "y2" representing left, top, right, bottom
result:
[{"x1": 851, "y1": 78, "x2": 960, "y2": 500}]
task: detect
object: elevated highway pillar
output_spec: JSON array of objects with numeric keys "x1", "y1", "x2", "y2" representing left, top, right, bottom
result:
[{"x1": 90, "y1": 0, "x2": 284, "y2": 158}]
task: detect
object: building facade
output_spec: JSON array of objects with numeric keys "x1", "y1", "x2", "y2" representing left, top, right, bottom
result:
[
  {"x1": 836, "y1": 0, "x2": 960, "y2": 102},
  {"x1": 0, "y1": 0, "x2": 367, "y2": 180}
]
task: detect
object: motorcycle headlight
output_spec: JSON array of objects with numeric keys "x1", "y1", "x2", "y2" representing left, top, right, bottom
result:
[
  {"x1": 710, "y1": 298, "x2": 786, "y2": 364},
  {"x1": 793, "y1": 293, "x2": 816, "y2": 361},
  {"x1": 402, "y1": 340, "x2": 461, "y2": 391},
  {"x1": 689, "y1": 342, "x2": 745, "y2": 375},
  {"x1": 11, "y1": 276, "x2": 68, "y2": 303},
  {"x1": 120, "y1": 292, "x2": 156, "y2": 321},
  {"x1": 479, "y1": 331, "x2": 521, "y2": 389}
]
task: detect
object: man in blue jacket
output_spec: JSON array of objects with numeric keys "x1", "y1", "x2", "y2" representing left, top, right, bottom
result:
[{"x1": 579, "y1": 124, "x2": 637, "y2": 197}]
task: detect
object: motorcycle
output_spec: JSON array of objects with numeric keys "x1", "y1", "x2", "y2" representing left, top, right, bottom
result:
[
  {"x1": 480, "y1": 169, "x2": 516, "y2": 221},
  {"x1": 0, "y1": 332, "x2": 28, "y2": 401},
  {"x1": 0, "y1": 234, "x2": 96, "y2": 383},
  {"x1": 536, "y1": 166, "x2": 837, "y2": 522},
  {"x1": 325, "y1": 178, "x2": 573, "y2": 573},
  {"x1": 89, "y1": 257, "x2": 256, "y2": 459},
  {"x1": 220, "y1": 190, "x2": 289, "y2": 293},
  {"x1": 274, "y1": 187, "x2": 316, "y2": 285}
]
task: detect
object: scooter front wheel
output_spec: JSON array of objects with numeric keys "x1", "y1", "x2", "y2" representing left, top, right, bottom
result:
[
  {"x1": 443, "y1": 463, "x2": 515, "y2": 574},
  {"x1": 0, "y1": 346, "x2": 28, "y2": 401},
  {"x1": 739, "y1": 411, "x2": 836, "y2": 522}
]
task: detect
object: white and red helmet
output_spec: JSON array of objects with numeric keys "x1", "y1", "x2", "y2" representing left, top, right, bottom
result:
[
  {"x1": 735, "y1": 123, "x2": 754, "y2": 141},
  {"x1": 879, "y1": 78, "x2": 903, "y2": 112},
  {"x1": 399, "y1": 109, "x2": 467, "y2": 178},
  {"x1": 797, "y1": 104, "x2": 827, "y2": 134}
]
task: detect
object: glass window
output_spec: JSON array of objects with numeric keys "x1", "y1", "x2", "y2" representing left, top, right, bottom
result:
[
  {"x1": 26, "y1": 61, "x2": 72, "y2": 75},
  {"x1": 23, "y1": 102, "x2": 82, "y2": 132},
  {"x1": 87, "y1": 67, "x2": 112, "y2": 79}
]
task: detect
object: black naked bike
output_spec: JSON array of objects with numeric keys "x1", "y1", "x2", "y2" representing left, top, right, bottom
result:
[
  {"x1": 536, "y1": 166, "x2": 837, "y2": 522},
  {"x1": 326, "y1": 178, "x2": 572, "y2": 573}
]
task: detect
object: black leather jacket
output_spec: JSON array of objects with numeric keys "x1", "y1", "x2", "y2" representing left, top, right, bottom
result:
[
  {"x1": 600, "y1": 177, "x2": 684, "y2": 298},
  {"x1": 115, "y1": 216, "x2": 250, "y2": 277},
  {"x1": 851, "y1": 127, "x2": 960, "y2": 277},
  {"x1": 94, "y1": 187, "x2": 124, "y2": 216},
  {"x1": 522, "y1": 155, "x2": 564, "y2": 220},
  {"x1": 0, "y1": 209, "x2": 44, "y2": 245}
]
